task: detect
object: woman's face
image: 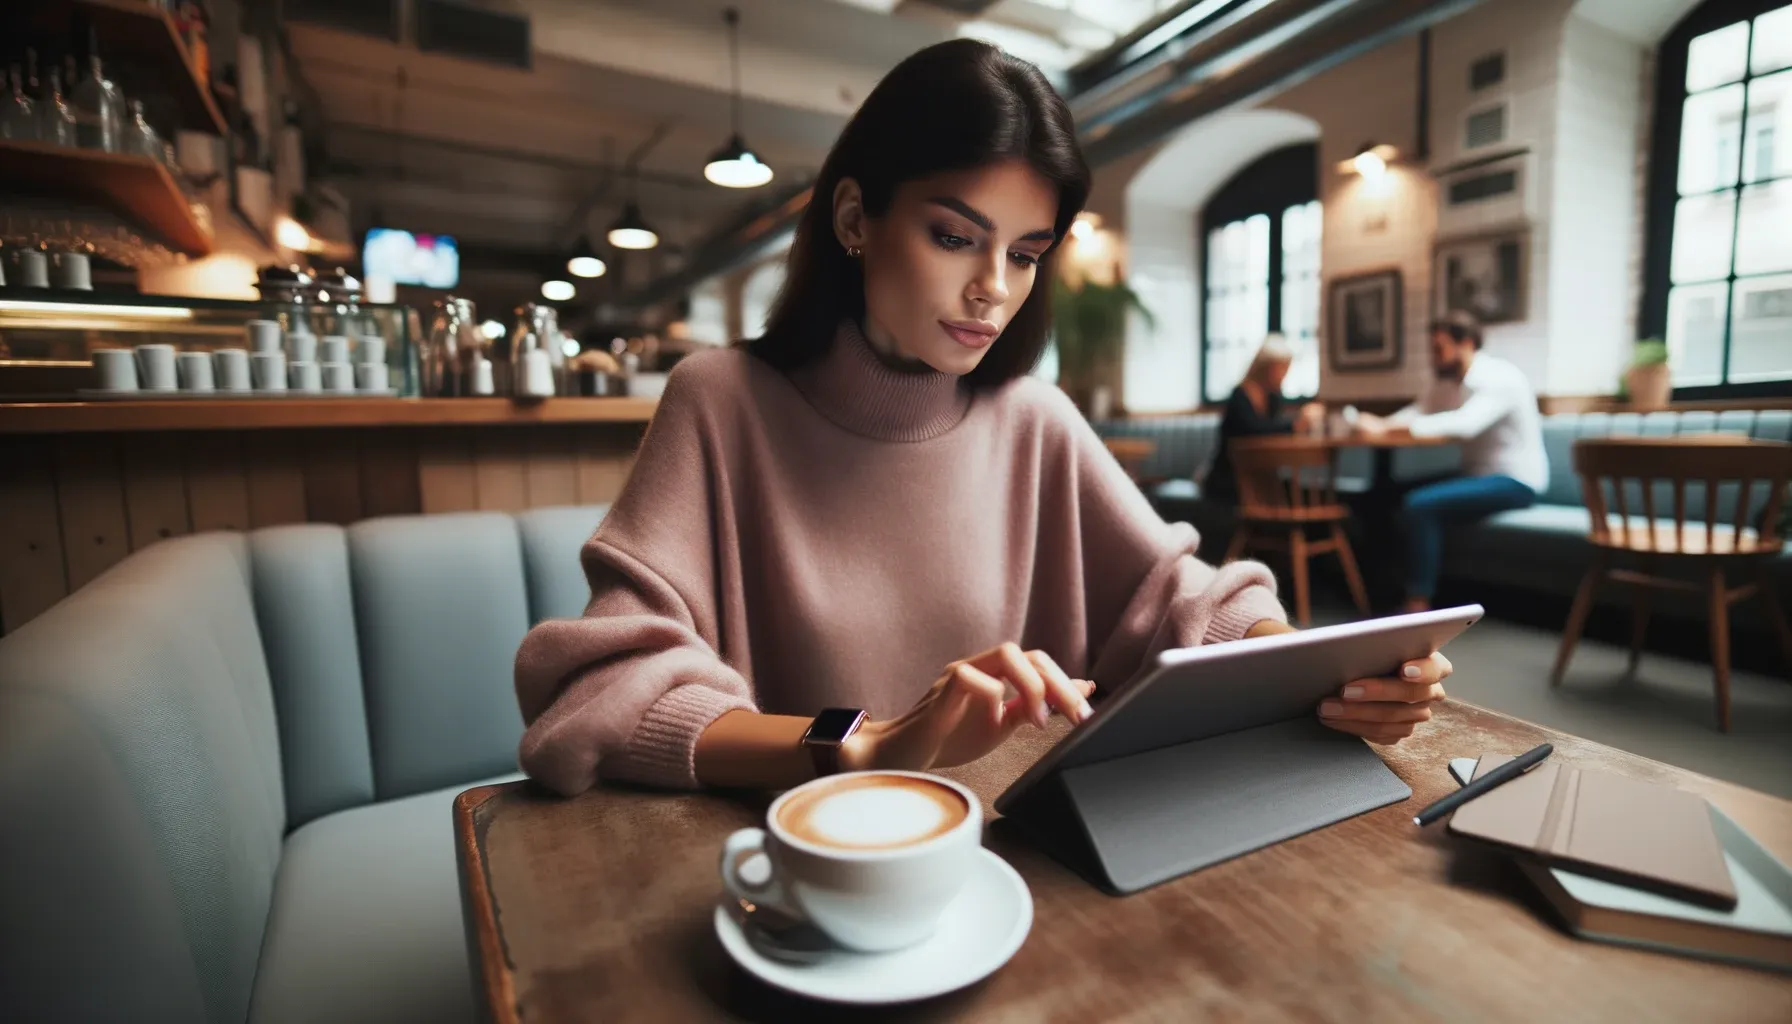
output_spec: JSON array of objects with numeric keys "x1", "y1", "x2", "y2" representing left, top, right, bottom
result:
[
  {"x1": 835, "y1": 158, "x2": 1059, "y2": 376},
  {"x1": 1263, "y1": 359, "x2": 1290, "y2": 393}
]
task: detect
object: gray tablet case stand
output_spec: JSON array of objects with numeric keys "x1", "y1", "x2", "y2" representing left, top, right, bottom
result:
[{"x1": 1001, "y1": 717, "x2": 1412, "y2": 895}]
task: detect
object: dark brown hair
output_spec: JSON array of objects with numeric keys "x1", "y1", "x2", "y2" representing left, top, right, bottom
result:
[
  {"x1": 1430, "y1": 309, "x2": 1484, "y2": 348},
  {"x1": 748, "y1": 39, "x2": 1091, "y2": 389}
]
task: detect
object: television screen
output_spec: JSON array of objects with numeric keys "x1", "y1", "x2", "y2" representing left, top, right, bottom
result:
[{"x1": 362, "y1": 228, "x2": 459, "y2": 289}]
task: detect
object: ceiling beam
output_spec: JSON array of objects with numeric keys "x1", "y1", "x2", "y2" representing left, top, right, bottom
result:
[{"x1": 324, "y1": 122, "x2": 714, "y2": 190}]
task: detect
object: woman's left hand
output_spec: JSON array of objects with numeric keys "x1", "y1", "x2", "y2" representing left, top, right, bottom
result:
[{"x1": 1316, "y1": 652, "x2": 1452, "y2": 744}]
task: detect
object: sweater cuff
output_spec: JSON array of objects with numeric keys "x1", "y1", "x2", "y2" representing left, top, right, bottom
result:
[
  {"x1": 1203, "y1": 584, "x2": 1288, "y2": 645},
  {"x1": 614, "y1": 684, "x2": 755, "y2": 789}
]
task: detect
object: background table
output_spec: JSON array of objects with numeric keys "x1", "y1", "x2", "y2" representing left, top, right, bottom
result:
[{"x1": 455, "y1": 702, "x2": 1792, "y2": 1022}]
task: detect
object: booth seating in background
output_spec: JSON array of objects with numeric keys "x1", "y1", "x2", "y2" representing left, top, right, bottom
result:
[{"x1": 1092, "y1": 408, "x2": 1792, "y2": 647}]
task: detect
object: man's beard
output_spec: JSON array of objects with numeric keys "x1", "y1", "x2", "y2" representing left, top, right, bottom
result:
[{"x1": 1434, "y1": 362, "x2": 1465, "y2": 381}]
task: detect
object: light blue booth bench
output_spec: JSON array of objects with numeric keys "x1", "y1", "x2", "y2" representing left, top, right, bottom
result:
[{"x1": 0, "y1": 505, "x2": 610, "y2": 1024}]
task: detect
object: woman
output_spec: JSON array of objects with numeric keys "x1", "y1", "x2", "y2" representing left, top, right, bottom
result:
[
  {"x1": 1205, "y1": 335, "x2": 1324, "y2": 502},
  {"x1": 514, "y1": 41, "x2": 1449, "y2": 795}
]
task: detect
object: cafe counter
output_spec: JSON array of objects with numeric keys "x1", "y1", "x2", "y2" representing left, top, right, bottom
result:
[{"x1": 0, "y1": 396, "x2": 656, "y2": 633}]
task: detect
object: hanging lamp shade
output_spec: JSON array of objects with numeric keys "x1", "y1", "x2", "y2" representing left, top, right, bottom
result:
[
  {"x1": 705, "y1": 8, "x2": 772, "y2": 189},
  {"x1": 566, "y1": 236, "x2": 606, "y2": 278},
  {"x1": 606, "y1": 201, "x2": 659, "y2": 250},
  {"x1": 704, "y1": 134, "x2": 773, "y2": 188}
]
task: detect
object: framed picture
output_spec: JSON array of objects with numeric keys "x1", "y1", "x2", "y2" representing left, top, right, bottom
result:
[
  {"x1": 1434, "y1": 228, "x2": 1529, "y2": 324},
  {"x1": 1327, "y1": 269, "x2": 1403, "y2": 371}
]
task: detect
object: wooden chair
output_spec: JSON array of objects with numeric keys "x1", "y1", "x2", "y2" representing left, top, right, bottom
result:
[
  {"x1": 1223, "y1": 438, "x2": 1371, "y2": 626},
  {"x1": 1550, "y1": 436, "x2": 1792, "y2": 731}
]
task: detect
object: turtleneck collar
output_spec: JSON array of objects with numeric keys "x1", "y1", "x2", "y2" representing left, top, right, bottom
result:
[{"x1": 788, "y1": 319, "x2": 972, "y2": 442}]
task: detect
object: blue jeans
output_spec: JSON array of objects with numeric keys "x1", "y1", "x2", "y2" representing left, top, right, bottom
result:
[{"x1": 1401, "y1": 475, "x2": 1535, "y2": 599}]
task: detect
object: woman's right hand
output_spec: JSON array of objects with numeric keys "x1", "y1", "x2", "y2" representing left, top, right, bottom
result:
[{"x1": 843, "y1": 644, "x2": 1095, "y2": 773}]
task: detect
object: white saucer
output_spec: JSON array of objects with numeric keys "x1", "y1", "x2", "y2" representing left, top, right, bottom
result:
[{"x1": 713, "y1": 846, "x2": 1032, "y2": 1005}]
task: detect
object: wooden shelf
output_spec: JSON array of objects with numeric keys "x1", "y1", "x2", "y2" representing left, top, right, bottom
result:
[
  {"x1": 23, "y1": 0, "x2": 227, "y2": 135},
  {"x1": 0, "y1": 140, "x2": 213, "y2": 255},
  {"x1": 0, "y1": 397, "x2": 659, "y2": 434}
]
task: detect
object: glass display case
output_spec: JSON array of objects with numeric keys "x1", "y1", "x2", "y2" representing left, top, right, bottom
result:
[{"x1": 0, "y1": 287, "x2": 420, "y2": 398}]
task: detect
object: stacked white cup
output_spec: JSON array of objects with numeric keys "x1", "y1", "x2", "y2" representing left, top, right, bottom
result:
[
  {"x1": 246, "y1": 320, "x2": 286, "y2": 392},
  {"x1": 354, "y1": 336, "x2": 389, "y2": 392},
  {"x1": 287, "y1": 328, "x2": 320, "y2": 393},
  {"x1": 320, "y1": 336, "x2": 355, "y2": 394}
]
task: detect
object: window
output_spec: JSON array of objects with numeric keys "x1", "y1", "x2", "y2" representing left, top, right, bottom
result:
[
  {"x1": 1644, "y1": 0, "x2": 1792, "y2": 395},
  {"x1": 1200, "y1": 144, "x2": 1320, "y2": 402}
]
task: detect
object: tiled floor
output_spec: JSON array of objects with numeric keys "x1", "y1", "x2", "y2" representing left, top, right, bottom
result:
[{"x1": 1309, "y1": 602, "x2": 1792, "y2": 798}]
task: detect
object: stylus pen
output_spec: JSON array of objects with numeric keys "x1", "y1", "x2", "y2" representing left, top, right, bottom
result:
[{"x1": 1412, "y1": 742, "x2": 1554, "y2": 827}]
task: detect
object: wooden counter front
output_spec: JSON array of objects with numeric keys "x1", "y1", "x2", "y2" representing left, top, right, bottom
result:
[
  {"x1": 0, "y1": 397, "x2": 659, "y2": 434},
  {"x1": 0, "y1": 398, "x2": 660, "y2": 634}
]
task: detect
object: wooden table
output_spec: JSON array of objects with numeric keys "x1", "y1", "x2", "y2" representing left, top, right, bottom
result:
[{"x1": 455, "y1": 702, "x2": 1792, "y2": 1022}]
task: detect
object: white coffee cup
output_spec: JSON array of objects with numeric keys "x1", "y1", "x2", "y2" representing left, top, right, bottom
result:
[
  {"x1": 321, "y1": 361, "x2": 355, "y2": 393},
  {"x1": 289, "y1": 360, "x2": 321, "y2": 393},
  {"x1": 252, "y1": 351, "x2": 287, "y2": 391},
  {"x1": 92, "y1": 349, "x2": 137, "y2": 391},
  {"x1": 245, "y1": 319, "x2": 283, "y2": 354},
  {"x1": 354, "y1": 335, "x2": 386, "y2": 366},
  {"x1": 287, "y1": 332, "x2": 317, "y2": 363},
  {"x1": 213, "y1": 348, "x2": 251, "y2": 391},
  {"x1": 320, "y1": 335, "x2": 351, "y2": 364},
  {"x1": 177, "y1": 351, "x2": 215, "y2": 392},
  {"x1": 354, "y1": 362, "x2": 388, "y2": 392},
  {"x1": 135, "y1": 344, "x2": 178, "y2": 391},
  {"x1": 52, "y1": 251, "x2": 93, "y2": 290},
  {"x1": 16, "y1": 249, "x2": 49, "y2": 288},
  {"x1": 719, "y1": 771, "x2": 982, "y2": 953}
]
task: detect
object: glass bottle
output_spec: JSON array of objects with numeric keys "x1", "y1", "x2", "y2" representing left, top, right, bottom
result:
[
  {"x1": 1, "y1": 65, "x2": 34, "y2": 141},
  {"x1": 127, "y1": 99, "x2": 162, "y2": 159},
  {"x1": 37, "y1": 68, "x2": 76, "y2": 147},
  {"x1": 71, "y1": 53, "x2": 124, "y2": 151}
]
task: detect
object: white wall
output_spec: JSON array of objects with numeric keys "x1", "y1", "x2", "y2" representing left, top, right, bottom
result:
[
  {"x1": 1268, "y1": 32, "x2": 1443, "y2": 402},
  {"x1": 1120, "y1": 109, "x2": 1322, "y2": 412},
  {"x1": 1547, "y1": 13, "x2": 1645, "y2": 395}
]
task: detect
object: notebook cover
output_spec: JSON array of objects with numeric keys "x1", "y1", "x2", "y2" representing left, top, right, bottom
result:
[
  {"x1": 1449, "y1": 757, "x2": 1792, "y2": 973},
  {"x1": 1448, "y1": 754, "x2": 1736, "y2": 908}
]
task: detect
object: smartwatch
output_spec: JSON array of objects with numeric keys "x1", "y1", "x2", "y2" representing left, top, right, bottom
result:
[{"x1": 801, "y1": 707, "x2": 869, "y2": 778}]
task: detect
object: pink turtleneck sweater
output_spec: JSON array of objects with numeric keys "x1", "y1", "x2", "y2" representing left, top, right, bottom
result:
[{"x1": 514, "y1": 322, "x2": 1287, "y2": 794}]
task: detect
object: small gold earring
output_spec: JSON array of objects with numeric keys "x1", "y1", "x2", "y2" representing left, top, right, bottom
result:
[{"x1": 846, "y1": 245, "x2": 863, "y2": 258}]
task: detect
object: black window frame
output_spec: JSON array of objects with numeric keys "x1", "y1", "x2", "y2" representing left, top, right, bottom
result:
[
  {"x1": 1640, "y1": 0, "x2": 1792, "y2": 399},
  {"x1": 1198, "y1": 143, "x2": 1319, "y2": 405}
]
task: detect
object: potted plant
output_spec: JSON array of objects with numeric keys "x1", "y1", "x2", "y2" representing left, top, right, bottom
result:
[
  {"x1": 1051, "y1": 266, "x2": 1152, "y2": 417},
  {"x1": 1624, "y1": 338, "x2": 1671, "y2": 411}
]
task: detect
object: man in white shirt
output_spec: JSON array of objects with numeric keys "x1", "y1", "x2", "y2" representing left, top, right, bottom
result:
[{"x1": 1354, "y1": 311, "x2": 1547, "y2": 612}]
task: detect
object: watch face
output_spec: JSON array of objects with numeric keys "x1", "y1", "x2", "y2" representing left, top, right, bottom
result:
[{"x1": 805, "y1": 707, "x2": 868, "y2": 745}]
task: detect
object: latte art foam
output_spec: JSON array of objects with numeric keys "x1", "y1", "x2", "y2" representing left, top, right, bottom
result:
[{"x1": 778, "y1": 775, "x2": 969, "y2": 851}]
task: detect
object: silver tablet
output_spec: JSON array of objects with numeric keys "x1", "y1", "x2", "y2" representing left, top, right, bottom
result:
[{"x1": 994, "y1": 604, "x2": 1483, "y2": 815}]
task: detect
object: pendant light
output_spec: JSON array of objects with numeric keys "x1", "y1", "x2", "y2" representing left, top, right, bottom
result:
[
  {"x1": 607, "y1": 164, "x2": 660, "y2": 250},
  {"x1": 566, "y1": 236, "x2": 606, "y2": 278},
  {"x1": 703, "y1": 8, "x2": 773, "y2": 189}
]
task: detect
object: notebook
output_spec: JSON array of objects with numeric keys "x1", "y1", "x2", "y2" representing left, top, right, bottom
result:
[
  {"x1": 1450, "y1": 757, "x2": 1792, "y2": 973},
  {"x1": 1449, "y1": 754, "x2": 1736, "y2": 909}
]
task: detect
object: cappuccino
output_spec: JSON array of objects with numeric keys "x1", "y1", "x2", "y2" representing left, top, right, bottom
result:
[{"x1": 778, "y1": 774, "x2": 970, "y2": 851}]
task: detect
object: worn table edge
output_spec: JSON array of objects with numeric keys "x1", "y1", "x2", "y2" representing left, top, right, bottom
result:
[{"x1": 456, "y1": 782, "x2": 530, "y2": 1024}]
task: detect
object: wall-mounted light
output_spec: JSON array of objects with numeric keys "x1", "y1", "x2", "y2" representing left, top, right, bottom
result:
[
  {"x1": 1341, "y1": 142, "x2": 1398, "y2": 180},
  {"x1": 1068, "y1": 212, "x2": 1101, "y2": 242},
  {"x1": 541, "y1": 280, "x2": 576, "y2": 302},
  {"x1": 275, "y1": 215, "x2": 313, "y2": 251}
]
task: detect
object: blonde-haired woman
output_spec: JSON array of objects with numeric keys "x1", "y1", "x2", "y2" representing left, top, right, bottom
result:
[{"x1": 1206, "y1": 334, "x2": 1324, "y2": 502}]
